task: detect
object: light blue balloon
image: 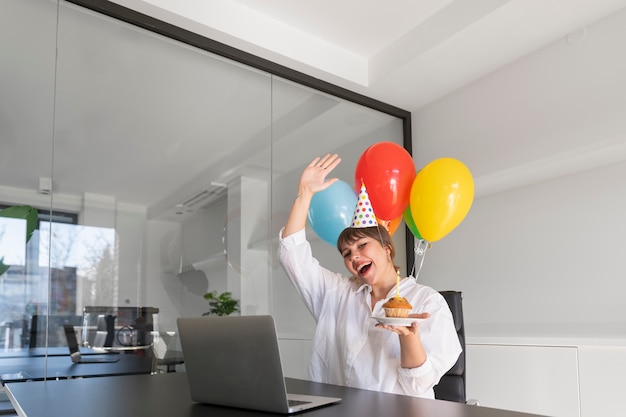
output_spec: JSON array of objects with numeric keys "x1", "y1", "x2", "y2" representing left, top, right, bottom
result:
[{"x1": 308, "y1": 180, "x2": 357, "y2": 246}]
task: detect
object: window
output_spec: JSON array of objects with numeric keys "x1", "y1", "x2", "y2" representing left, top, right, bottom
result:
[{"x1": 0, "y1": 206, "x2": 115, "y2": 348}]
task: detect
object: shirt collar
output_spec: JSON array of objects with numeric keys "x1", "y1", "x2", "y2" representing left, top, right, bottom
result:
[{"x1": 356, "y1": 281, "x2": 371, "y2": 294}]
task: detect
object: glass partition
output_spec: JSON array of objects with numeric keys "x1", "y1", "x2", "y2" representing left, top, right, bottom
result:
[
  {"x1": 0, "y1": 0, "x2": 410, "y2": 384},
  {"x1": 0, "y1": 0, "x2": 58, "y2": 351},
  {"x1": 269, "y1": 77, "x2": 406, "y2": 334}
]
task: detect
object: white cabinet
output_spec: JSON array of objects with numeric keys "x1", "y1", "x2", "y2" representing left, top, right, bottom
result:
[
  {"x1": 578, "y1": 346, "x2": 626, "y2": 417},
  {"x1": 278, "y1": 337, "x2": 313, "y2": 379},
  {"x1": 278, "y1": 336, "x2": 626, "y2": 417},
  {"x1": 467, "y1": 340, "x2": 626, "y2": 417},
  {"x1": 466, "y1": 343, "x2": 580, "y2": 417}
]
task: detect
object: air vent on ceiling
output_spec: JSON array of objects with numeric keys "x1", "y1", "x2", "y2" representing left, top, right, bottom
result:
[{"x1": 178, "y1": 182, "x2": 227, "y2": 214}]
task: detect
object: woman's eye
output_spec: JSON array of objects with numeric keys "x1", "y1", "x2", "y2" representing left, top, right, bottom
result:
[
  {"x1": 358, "y1": 242, "x2": 367, "y2": 249},
  {"x1": 342, "y1": 251, "x2": 350, "y2": 258}
]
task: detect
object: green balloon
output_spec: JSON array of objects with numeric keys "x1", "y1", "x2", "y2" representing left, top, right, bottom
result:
[{"x1": 403, "y1": 205, "x2": 422, "y2": 240}]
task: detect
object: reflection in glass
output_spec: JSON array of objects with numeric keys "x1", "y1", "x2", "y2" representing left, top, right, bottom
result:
[
  {"x1": 52, "y1": 2, "x2": 273, "y2": 333},
  {"x1": 270, "y1": 77, "x2": 405, "y2": 334},
  {"x1": 0, "y1": 0, "x2": 409, "y2": 380},
  {"x1": 0, "y1": 217, "x2": 28, "y2": 348},
  {"x1": 40, "y1": 223, "x2": 116, "y2": 309}
]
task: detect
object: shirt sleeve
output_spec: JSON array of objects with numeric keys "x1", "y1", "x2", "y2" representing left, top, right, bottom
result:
[
  {"x1": 277, "y1": 227, "x2": 344, "y2": 320},
  {"x1": 396, "y1": 291, "x2": 462, "y2": 396}
]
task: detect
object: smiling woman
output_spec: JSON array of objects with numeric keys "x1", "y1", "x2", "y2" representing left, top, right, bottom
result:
[
  {"x1": 0, "y1": 0, "x2": 411, "y2": 379},
  {"x1": 277, "y1": 154, "x2": 461, "y2": 398}
]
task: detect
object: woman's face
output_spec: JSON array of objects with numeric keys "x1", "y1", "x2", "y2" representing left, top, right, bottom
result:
[{"x1": 340, "y1": 236, "x2": 393, "y2": 286}]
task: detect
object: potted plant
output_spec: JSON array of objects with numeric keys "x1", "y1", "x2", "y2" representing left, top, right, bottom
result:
[{"x1": 202, "y1": 291, "x2": 240, "y2": 316}]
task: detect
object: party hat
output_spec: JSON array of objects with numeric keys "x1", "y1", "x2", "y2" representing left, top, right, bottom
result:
[{"x1": 351, "y1": 183, "x2": 378, "y2": 228}]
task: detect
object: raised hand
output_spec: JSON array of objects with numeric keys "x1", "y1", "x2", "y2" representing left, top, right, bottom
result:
[
  {"x1": 298, "y1": 153, "x2": 342, "y2": 195},
  {"x1": 282, "y1": 153, "x2": 342, "y2": 238}
]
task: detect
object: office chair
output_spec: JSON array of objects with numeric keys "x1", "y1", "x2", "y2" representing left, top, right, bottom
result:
[
  {"x1": 433, "y1": 290, "x2": 466, "y2": 403},
  {"x1": 29, "y1": 315, "x2": 82, "y2": 348},
  {"x1": 92, "y1": 314, "x2": 116, "y2": 348}
]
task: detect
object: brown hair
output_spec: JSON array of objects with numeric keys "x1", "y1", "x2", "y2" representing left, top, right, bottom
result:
[{"x1": 336, "y1": 225, "x2": 395, "y2": 262}]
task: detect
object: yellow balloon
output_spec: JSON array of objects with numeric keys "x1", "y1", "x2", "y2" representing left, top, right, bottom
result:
[{"x1": 409, "y1": 158, "x2": 474, "y2": 242}]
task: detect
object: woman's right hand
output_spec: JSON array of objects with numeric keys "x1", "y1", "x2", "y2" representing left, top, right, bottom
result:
[
  {"x1": 283, "y1": 153, "x2": 341, "y2": 238},
  {"x1": 298, "y1": 153, "x2": 342, "y2": 197}
]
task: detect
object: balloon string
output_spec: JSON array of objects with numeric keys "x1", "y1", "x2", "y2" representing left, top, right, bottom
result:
[{"x1": 411, "y1": 239, "x2": 430, "y2": 281}]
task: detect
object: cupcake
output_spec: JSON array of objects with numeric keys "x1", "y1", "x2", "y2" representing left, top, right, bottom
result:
[{"x1": 382, "y1": 296, "x2": 413, "y2": 318}]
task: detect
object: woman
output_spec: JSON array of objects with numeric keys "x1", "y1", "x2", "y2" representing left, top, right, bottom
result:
[{"x1": 278, "y1": 153, "x2": 461, "y2": 398}]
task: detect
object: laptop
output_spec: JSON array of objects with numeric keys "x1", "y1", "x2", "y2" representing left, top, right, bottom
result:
[
  {"x1": 63, "y1": 324, "x2": 119, "y2": 364},
  {"x1": 177, "y1": 315, "x2": 341, "y2": 414}
]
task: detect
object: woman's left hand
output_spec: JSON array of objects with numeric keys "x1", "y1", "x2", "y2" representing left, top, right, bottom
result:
[{"x1": 376, "y1": 312, "x2": 429, "y2": 336}]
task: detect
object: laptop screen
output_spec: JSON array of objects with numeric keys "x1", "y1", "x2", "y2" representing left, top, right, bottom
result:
[{"x1": 177, "y1": 315, "x2": 340, "y2": 414}]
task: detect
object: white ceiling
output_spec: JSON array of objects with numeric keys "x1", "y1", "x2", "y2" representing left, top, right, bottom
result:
[
  {"x1": 4, "y1": 0, "x2": 626, "y2": 221},
  {"x1": 113, "y1": 0, "x2": 626, "y2": 111}
]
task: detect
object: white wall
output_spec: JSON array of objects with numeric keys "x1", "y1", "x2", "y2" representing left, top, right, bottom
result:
[
  {"x1": 413, "y1": 0, "x2": 626, "y2": 344},
  {"x1": 412, "y1": 6, "x2": 626, "y2": 417},
  {"x1": 419, "y1": 162, "x2": 626, "y2": 337}
]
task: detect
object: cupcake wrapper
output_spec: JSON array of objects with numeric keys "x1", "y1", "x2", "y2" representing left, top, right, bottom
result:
[{"x1": 384, "y1": 308, "x2": 411, "y2": 318}]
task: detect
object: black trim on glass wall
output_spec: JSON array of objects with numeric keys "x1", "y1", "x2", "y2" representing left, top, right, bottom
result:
[
  {"x1": 0, "y1": 205, "x2": 78, "y2": 226},
  {"x1": 64, "y1": 0, "x2": 416, "y2": 275}
]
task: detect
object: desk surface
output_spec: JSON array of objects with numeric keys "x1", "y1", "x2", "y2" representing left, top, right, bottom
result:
[
  {"x1": 6, "y1": 372, "x2": 545, "y2": 417},
  {"x1": 0, "y1": 353, "x2": 153, "y2": 383},
  {"x1": 0, "y1": 347, "x2": 109, "y2": 358}
]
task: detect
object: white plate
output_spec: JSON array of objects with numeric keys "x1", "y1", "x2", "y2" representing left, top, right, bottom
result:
[{"x1": 371, "y1": 316, "x2": 420, "y2": 326}]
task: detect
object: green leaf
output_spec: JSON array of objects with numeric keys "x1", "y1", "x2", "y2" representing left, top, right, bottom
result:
[
  {"x1": 0, "y1": 205, "x2": 39, "y2": 243},
  {"x1": 0, "y1": 257, "x2": 9, "y2": 276},
  {"x1": 202, "y1": 291, "x2": 239, "y2": 316},
  {"x1": 0, "y1": 206, "x2": 39, "y2": 277}
]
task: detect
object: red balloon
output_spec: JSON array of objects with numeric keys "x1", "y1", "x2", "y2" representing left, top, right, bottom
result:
[{"x1": 355, "y1": 142, "x2": 416, "y2": 220}]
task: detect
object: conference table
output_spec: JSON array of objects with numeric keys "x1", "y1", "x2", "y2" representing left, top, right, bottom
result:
[
  {"x1": 0, "y1": 347, "x2": 77, "y2": 358},
  {"x1": 5, "y1": 372, "x2": 546, "y2": 417},
  {"x1": 0, "y1": 348, "x2": 153, "y2": 384}
]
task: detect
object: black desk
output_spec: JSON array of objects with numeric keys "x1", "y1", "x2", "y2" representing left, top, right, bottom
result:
[
  {"x1": 5, "y1": 372, "x2": 545, "y2": 417},
  {"x1": 0, "y1": 353, "x2": 153, "y2": 383},
  {"x1": 0, "y1": 347, "x2": 109, "y2": 358}
]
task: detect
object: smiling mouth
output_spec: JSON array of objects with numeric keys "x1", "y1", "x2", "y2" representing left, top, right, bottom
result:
[{"x1": 356, "y1": 262, "x2": 372, "y2": 276}]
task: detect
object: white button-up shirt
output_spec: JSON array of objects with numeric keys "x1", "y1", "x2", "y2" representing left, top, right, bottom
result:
[{"x1": 278, "y1": 228, "x2": 462, "y2": 398}]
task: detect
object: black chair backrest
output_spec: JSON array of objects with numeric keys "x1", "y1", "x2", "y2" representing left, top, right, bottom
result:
[
  {"x1": 29, "y1": 315, "x2": 83, "y2": 348},
  {"x1": 433, "y1": 291, "x2": 466, "y2": 403}
]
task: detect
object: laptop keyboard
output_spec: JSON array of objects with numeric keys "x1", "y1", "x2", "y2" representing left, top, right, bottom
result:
[{"x1": 288, "y1": 399, "x2": 312, "y2": 407}]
